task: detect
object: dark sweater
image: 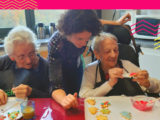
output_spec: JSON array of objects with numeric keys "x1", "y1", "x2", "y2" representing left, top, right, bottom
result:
[
  {"x1": 0, "y1": 55, "x2": 50, "y2": 98},
  {"x1": 48, "y1": 31, "x2": 85, "y2": 94}
]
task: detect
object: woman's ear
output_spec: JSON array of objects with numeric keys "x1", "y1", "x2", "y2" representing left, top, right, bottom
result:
[{"x1": 93, "y1": 50, "x2": 100, "y2": 60}]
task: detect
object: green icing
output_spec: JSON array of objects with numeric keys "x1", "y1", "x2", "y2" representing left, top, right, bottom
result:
[{"x1": 120, "y1": 111, "x2": 131, "y2": 120}]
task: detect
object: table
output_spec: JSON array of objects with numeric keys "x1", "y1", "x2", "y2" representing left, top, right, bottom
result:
[{"x1": 30, "y1": 98, "x2": 85, "y2": 120}]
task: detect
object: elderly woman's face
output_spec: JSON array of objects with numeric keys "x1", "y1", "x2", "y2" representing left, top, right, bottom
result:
[
  {"x1": 10, "y1": 42, "x2": 38, "y2": 69},
  {"x1": 96, "y1": 38, "x2": 119, "y2": 68},
  {"x1": 66, "y1": 30, "x2": 92, "y2": 48}
]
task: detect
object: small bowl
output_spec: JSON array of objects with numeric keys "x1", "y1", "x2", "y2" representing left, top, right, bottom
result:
[{"x1": 131, "y1": 96, "x2": 155, "y2": 111}]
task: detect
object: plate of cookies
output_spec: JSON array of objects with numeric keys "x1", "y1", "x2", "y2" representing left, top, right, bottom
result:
[
  {"x1": 84, "y1": 96, "x2": 160, "y2": 120},
  {"x1": 0, "y1": 97, "x2": 26, "y2": 120}
]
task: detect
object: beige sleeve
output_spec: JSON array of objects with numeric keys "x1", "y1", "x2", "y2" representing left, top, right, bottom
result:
[{"x1": 79, "y1": 66, "x2": 112, "y2": 98}]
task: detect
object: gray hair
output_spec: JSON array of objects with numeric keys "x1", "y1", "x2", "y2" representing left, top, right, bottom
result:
[
  {"x1": 92, "y1": 32, "x2": 118, "y2": 52},
  {"x1": 4, "y1": 26, "x2": 37, "y2": 55}
]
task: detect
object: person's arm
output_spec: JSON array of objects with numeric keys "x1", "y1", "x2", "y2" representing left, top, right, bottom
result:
[
  {"x1": 122, "y1": 60, "x2": 160, "y2": 92},
  {"x1": 49, "y1": 59, "x2": 78, "y2": 109},
  {"x1": 48, "y1": 32, "x2": 78, "y2": 109},
  {"x1": 79, "y1": 64, "x2": 112, "y2": 98},
  {"x1": 12, "y1": 84, "x2": 50, "y2": 98},
  {"x1": 48, "y1": 32, "x2": 64, "y2": 93},
  {"x1": 30, "y1": 88, "x2": 50, "y2": 98},
  {"x1": 147, "y1": 78, "x2": 160, "y2": 93},
  {"x1": 52, "y1": 89, "x2": 78, "y2": 109},
  {"x1": 100, "y1": 13, "x2": 131, "y2": 25}
]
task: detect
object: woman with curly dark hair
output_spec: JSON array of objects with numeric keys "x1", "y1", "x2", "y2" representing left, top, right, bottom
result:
[{"x1": 48, "y1": 10, "x2": 131, "y2": 109}]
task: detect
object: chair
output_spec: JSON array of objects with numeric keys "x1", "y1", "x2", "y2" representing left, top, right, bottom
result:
[
  {"x1": 102, "y1": 24, "x2": 140, "y2": 66},
  {"x1": 118, "y1": 44, "x2": 139, "y2": 67},
  {"x1": 103, "y1": 24, "x2": 159, "y2": 97}
]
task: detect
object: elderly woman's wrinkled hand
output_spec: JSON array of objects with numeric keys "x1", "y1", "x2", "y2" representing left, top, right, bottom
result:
[
  {"x1": 132, "y1": 70, "x2": 150, "y2": 88},
  {"x1": 117, "y1": 13, "x2": 131, "y2": 25},
  {"x1": 12, "y1": 84, "x2": 32, "y2": 99},
  {"x1": 0, "y1": 89, "x2": 7, "y2": 105},
  {"x1": 108, "y1": 68, "x2": 124, "y2": 87}
]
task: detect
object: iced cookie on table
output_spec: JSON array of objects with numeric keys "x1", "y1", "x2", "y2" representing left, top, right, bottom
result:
[
  {"x1": 0, "y1": 115, "x2": 6, "y2": 120},
  {"x1": 8, "y1": 111, "x2": 19, "y2": 120},
  {"x1": 88, "y1": 107, "x2": 98, "y2": 115},
  {"x1": 101, "y1": 101, "x2": 111, "y2": 108},
  {"x1": 86, "y1": 98, "x2": 96, "y2": 105},
  {"x1": 120, "y1": 111, "x2": 132, "y2": 120},
  {"x1": 96, "y1": 115, "x2": 108, "y2": 120},
  {"x1": 100, "y1": 109, "x2": 111, "y2": 114}
]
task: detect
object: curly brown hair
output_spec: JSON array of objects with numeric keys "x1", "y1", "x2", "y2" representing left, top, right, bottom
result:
[{"x1": 57, "y1": 10, "x2": 102, "y2": 36}]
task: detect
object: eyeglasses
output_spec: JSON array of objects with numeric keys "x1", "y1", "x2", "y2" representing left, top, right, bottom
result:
[{"x1": 15, "y1": 51, "x2": 36, "y2": 61}]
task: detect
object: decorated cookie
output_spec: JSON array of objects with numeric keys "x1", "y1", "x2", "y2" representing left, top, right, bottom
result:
[
  {"x1": 123, "y1": 72, "x2": 137, "y2": 78},
  {"x1": 120, "y1": 111, "x2": 132, "y2": 120},
  {"x1": 129, "y1": 73, "x2": 137, "y2": 77},
  {"x1": 96, "y1": 115, "x2": 108, "y2": 120},
  {"x1": 8, "y1": 111, "x2": 19, "y2": 120},
  {"x1": 100, "y1": 109, "x2": 111, "y2": 114},
  {"x1": 86, "y1": 98, "x2": 96, "y2": 105},
  {"x1": 101, "y1": 101, "x2": 111, "y2": 108},
  {"x1": 0, "y1": 115, "x2": 6, "y2": 120},
  {"x1": 88, "y1": 107, "x2": 98, "y2": 115}
]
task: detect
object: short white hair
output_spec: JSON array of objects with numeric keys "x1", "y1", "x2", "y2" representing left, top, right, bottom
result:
[
  {"x1": 92, "y1": 32, "x2": 118, "y2": 52},
  {"x1": 4, "y1": 26, "x2": 37, "y2": 55}
]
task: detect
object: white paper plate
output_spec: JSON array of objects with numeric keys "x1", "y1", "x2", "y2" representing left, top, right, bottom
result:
[
  {"x1": 84, "y1": 96, "x2": 160, "y2": 120},
  {"x1": 0, "y1": 97, "x2": 27, "y2": 120}
]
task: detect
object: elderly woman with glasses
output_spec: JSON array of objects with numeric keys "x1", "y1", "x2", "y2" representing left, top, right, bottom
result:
[
  {"x1": 0, "y1": 26, "x2": 50, "y2": 105},
  {"x1": 79, "y1": 32, "x2": 160, "y2": 98}
]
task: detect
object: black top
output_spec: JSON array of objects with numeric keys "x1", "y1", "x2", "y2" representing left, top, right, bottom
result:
[
  {"x1": 95, "y1": 60, "x2": 144, "y2": 96},
  {"x1": 0, "y1": 55, "x2": 50, "y2": 98},
  {"x1": 48, "y1": 31, "x2": 86, "y2": 94}
]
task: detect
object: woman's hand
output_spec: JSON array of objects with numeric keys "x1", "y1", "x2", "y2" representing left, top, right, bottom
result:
[
  {"x1": 0, "y1": 89, "x2": 7, "y2": 105},
  {"x1": 12, "y1": 84, "x2": 32, "y2": 99},
  {"x1": 117, "y1": 13, "x2": 131, "y2": 25},
  {"x1": 108, "y1": 68, "x2": 123, "y2": 87},
  {"x1": 60, "y1": 92, "x2": 78, "y2": 109},
  {"x1": 132, "y1": 70, "x2": 150, "y2": 88}
]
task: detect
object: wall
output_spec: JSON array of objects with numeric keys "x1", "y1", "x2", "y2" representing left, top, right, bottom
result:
[
  {"x1": 139, "y1": 47, "x2": 160, "y2": 80},
  {"x1": 101, "y1": 10, "x2": 120, "y2": 20}
]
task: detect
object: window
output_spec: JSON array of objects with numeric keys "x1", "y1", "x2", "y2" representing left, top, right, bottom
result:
[
  {"x1": 0, "y1": 10, "x2": 100, "y2": 39},
  {"x1": 34, "y1": 10, "x2": 66, "y2": 26},
  {"x1": 0, "y1": 10, "x2": 67, "y2": 39},
  {"x1": 0, "y1": 10, "x2": 26, "y2": 28},
  {"x1": 0, "y1": 10, "x2": 26, "y2": 39}
]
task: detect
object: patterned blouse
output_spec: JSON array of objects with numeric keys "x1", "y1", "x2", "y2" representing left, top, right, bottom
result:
[{"x1": 48, "y1": 31, "x2": 86, "y2": 94}]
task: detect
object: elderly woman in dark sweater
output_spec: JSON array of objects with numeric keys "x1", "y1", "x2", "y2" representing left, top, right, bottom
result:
[{"x1": 0, "y1": 26, "x2": 50, "y2": 105}]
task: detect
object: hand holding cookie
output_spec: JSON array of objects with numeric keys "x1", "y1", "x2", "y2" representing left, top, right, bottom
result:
[
  {"x1": 12, "y1": 84, "x2": 32, "y2": 99},
  {"x1": 108, "y1": 68, "x2": 123, "y2": 87},
  {"x1": 132, "y1": 70, "x2": 150, "y2": 88}
]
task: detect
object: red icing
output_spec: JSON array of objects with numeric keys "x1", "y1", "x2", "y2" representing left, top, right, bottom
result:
[
  {"x1": 133, "y1": 100, "x2": 153, "y2": 111},
  {"x1": 0, "y1": 115, "x2": 6, "y2": 120},
  {"x1": 130, "y1": 73, "x2": 137, "y2": 77}
]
